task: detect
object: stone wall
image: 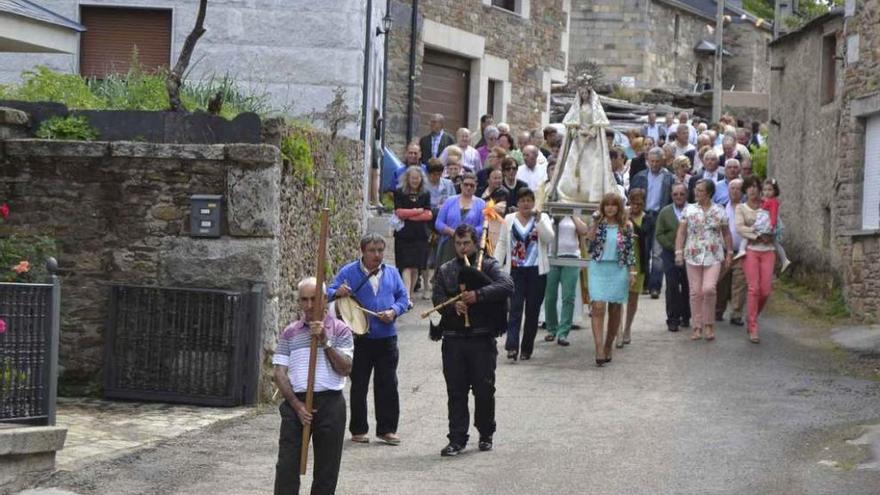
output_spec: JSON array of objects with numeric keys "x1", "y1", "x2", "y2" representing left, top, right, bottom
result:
[
  {"x1": 0, "y1": 139, "x2": 282, "y2": 391},
  {"x1": 768, "y1": 17, "x2": 844, "y2": 284},
  {"x1": 725, "y1": 22, "x2": 773, "y2": 93},
  {"x1": 385, "y1": 0, "x2": 567, "y2": 154},
  {"x1": 836, "y1": 0, "x2": 880, "y2": 319},
  {"x1": 569, "y1": 0, "x2": 650, "y2": 86},
  {"x1": 645, "y1": 1, "x2": 716, "y2": 90},
  {"x1": 0, "y1": 127, "x2": 365, "y2": 397}
]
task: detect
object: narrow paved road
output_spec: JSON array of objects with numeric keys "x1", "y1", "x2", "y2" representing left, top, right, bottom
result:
[{"x1": 35, "y1": 295, "x2": 880, "y2": 495}]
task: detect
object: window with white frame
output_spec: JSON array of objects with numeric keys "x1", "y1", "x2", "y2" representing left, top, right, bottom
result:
[
  {"x1": 862, "y1": 114, "x2": 880, "y2": 230},
  {"x1": 484, "y1": 0, "x2": 530, "y2": 18}
]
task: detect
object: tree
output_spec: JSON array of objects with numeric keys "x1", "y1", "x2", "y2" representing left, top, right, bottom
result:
[
  {"x1": 166, "y1": 0, "x2": 208, "y2": 112},
  {"x1": 786, "y1": 0, "x2": 844, "y2": 29},
  {"x1": 742, "y1": 0, "x2": 775, "y2": 20}
]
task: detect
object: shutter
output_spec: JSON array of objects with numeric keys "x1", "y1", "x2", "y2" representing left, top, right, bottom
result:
[
  {"x1": 862, "y1": 115, "x2": 880, "y2": 230},
  {"x1": 419, "y1": 50, "x2": 469, "y2": 138},
  {"x1": 80, "y1": 7, "x2": 172, "y2": 79}
]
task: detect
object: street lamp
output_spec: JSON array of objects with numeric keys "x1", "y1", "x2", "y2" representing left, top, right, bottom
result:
[{"x1": 376, "y1": 13, "x2": 393, "y2": 37}]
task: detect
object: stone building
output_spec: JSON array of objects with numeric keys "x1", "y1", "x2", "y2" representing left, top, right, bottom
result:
[
  {"x1": 769, "y1": 1, "x2": 880, "y2": 319},
  {"x1": 384, "y1": 0, "x2": 570, "y2": 152},
  {"x1": 569, "y1": 0, "x2": 772, "y2": 93},
  {"x1": 0, "y1": 0, "x2": 389, "y2": 199}
]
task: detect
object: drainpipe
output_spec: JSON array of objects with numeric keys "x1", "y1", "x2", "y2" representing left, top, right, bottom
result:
[
  {"x1": 361, "y1": 0, "x2": 374, "y2": 142},
  {"x1": 381, "y1": 0, "x2": 391, "y2": 151},
  {"x1": 405, "y1": 0, "x2": 418, "y2": 145}
]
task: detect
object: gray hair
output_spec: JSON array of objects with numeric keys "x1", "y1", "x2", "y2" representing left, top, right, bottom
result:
[
  {"x1": 297, "y1": 276, "x2": 326, "y2": 292},
  {"x1": 398, "y1": 165, "x2": 428, "y2": 194},
  {"x1": 703, "y1": 150, "x2": 719, "y2": 161},
  {"x1": 484, "y1": 126, "x2": 500, "y2": 139},
  {"x1": 725, "y1": 158, "x2": 741, "y2": 169},
  {"x1": 729, "y1": 178, "x2": 743, "y2": 189},
  {"x1": 647, "y1": 146, "x2": 664, "y2": 159},
  {"x1": 359, "y1": 233, "x2": 386, "y2": 251},
  {"x1": 722, "y1": 136, "x2": 737, "y2": 147},
  {"x1": 662, "y1": 143, "x2": 676, "y2": 154},
  {"x1": 430, "y1": 113, "x2": 445, "y2": 123}
]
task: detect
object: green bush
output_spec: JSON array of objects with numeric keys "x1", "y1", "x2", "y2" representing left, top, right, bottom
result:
[
  {"x1": 89, "y1": 67, "x2": 169, "y2": 111},
  {"x1": 2, "y1": 65, "x2": 273, "y2": 119},
  {"x1": 751, "y1": 141, "x2": 768, "y2": 180},
  {"x1": 35, "y1": 115, "x2": 98, "y2": 141},
  {"x1": 11, "y1": 66, "x2": 105, "y2": 109},
  {"x1": 281, "y1": 131, "x2": 315, "y2": 186}
]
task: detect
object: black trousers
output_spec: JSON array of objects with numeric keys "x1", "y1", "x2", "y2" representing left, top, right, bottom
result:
[
  {"x1": 442, "y1": 335, "x2": 498, "y2": 446},
  {"x1": 274, "y1": 392, "x2": 346, "y2": 495},
  {"x1": 661, "y1": 249, "x2": 691, "y2": 326},
  {"x1": 644, "y1": 211, "x2": 664, "y2": 292},
  {"x1": 506, "y1": 266, "x2": 546, "y2": 356},
  {"x1": 349, "y1": 336, "x2": 399, "y2": 436}
]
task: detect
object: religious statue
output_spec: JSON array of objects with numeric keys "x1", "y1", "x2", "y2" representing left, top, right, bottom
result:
[{"x1": 549, "y1": 73, "x2": 617, "y2": 204}]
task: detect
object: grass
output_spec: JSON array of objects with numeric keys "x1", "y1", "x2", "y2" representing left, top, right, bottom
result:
[{"x1": 770, "y1": 276, "x2": 851, "y2": 327}]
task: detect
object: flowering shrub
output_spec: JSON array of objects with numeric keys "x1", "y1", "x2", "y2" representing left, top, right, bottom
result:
[{"x1": 0, "y1": 202, "x2": 57, "y2": 283}]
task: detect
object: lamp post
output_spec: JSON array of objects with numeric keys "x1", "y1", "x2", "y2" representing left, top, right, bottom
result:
[{"x1": 712, "y1": 0, "x2": 725, "y2": 123}]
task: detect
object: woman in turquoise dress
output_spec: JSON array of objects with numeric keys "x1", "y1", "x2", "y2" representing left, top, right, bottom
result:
[{"x1": 585, "y1": 192, "x2": 636, "y2": 366}]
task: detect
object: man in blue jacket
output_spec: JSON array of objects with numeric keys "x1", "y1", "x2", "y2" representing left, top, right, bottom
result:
[{"x1": 328, "y1": 233, "x2": 409, "y2": 445}]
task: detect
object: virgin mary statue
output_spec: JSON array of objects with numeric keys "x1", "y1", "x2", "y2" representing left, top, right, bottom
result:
[{"x1": 550, "y1": 74, "x2": 617, "y2": 204}]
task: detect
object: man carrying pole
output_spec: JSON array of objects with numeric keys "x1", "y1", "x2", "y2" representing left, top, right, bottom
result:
[{"x1": 273, "y1": 277, "x2": 354, "y2": 495}]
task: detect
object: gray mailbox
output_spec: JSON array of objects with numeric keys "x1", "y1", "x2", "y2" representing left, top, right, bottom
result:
[{"x1": 190, "y1": 194, "x2": 223, "y2": 238}]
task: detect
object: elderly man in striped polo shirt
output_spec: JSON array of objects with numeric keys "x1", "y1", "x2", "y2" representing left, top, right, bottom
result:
[{"x1": 273, "y1": 277, "x2": 354, "y2": 495}]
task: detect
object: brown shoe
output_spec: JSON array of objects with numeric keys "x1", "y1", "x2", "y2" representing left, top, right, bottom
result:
[{"x1": 351, "y1": 434, "x2": 370, "y2": 443}]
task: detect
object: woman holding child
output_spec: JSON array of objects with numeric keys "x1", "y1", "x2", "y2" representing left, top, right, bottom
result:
[{"x1": 735, "y1": 176, "x2": 777, "y2": 343}]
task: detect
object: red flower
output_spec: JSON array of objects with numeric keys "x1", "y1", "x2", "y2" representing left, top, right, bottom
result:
[
  {"x1": 0, "y1": 203, "x2": 8, "y2": 220},
  {"x1": 13, "y1": 261, "x2": 30, "y2": 274},
  {"x1": 0, "y1": 319, "x2": 6, "y2": 334}
]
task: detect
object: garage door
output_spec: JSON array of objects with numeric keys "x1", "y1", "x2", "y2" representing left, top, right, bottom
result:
[
  {"x1": 80, "y1": 6, "x2": 172, "y2": 78},
  {"x1": 419, "y1": 50, "x2": 469, "y2": 137}
]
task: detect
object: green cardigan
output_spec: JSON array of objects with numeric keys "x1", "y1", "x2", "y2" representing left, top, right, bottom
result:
[{"x1": 655, "y1": 204, "x2": 681, "y2": 251}]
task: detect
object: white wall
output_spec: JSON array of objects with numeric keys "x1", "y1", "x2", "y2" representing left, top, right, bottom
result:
[{"x1": 0, "y1": 0, "x2": 379, "y2": 141}]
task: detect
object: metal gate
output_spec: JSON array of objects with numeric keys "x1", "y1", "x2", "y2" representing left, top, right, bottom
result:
[
  {"x1": 104, "y1": 284, "x2": 263, "y2": 406},
  {"x1": 0, "y1": 277, "x2": 61, "y2": 425}
]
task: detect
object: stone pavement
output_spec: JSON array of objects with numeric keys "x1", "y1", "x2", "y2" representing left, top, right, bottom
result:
[
  {"x1": 53, "y1": 398, "x2": 252, "y2": 471},
  {"x1": 20, "y1": 294, "x2": 880, "y2": 495}
]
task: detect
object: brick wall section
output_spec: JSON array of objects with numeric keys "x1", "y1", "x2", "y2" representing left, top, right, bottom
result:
[
  {"x1": 385, "y1": 0, "x2": 566, "y2": 154},
  {"x1": 768, "y1": 17, "x2": 844, "y2": 278},
  {"x1": 837, "y1": 0, "x2": 880, "y2": 319}
]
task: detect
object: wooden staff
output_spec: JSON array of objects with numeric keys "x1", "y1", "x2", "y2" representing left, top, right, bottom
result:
[{"x1": 300, "y1": 206, "x2": 330, "y2": 475}]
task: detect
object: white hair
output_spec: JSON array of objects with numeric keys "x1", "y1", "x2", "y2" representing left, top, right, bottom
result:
[
  {"x1": 297, "y1": 277, "x2": 326, "y2": 292},
  {"x1": 703, "y1": 150, "x2": 719, "y2": 161},
  {"x1": 725, "y1": 158, "x2": 741, "y2": 169}
]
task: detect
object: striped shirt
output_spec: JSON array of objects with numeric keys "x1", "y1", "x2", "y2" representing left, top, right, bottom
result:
[{"x1": 272, "y1": 315, "x2": 354, "y2": 393}]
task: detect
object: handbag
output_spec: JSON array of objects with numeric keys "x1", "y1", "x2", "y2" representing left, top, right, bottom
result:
[{"x1": 389, "y1": 213, "x2": 405, "y2": 232}]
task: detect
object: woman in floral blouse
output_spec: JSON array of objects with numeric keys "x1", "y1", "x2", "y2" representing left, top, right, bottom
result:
[
  {"x1": 585, "y1": 192, "x2": 636, "y2": 366},
  {"x1": 674, "y1": 179, "x2": 733, "y2": 341}
]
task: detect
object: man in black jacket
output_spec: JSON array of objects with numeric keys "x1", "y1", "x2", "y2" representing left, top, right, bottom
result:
[
  {"x1": 432, "y1": 223, "x2": 514, "y2": 457},
  {"x1": 419, "y1": 113, "x2": 455, "y2": 165}
]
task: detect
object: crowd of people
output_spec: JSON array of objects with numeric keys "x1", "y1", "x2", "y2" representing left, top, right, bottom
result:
[{"x1": 274, "y1": 108, "x2": 788, "y2": 492}]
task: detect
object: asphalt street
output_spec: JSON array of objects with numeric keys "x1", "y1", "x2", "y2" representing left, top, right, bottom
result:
[{"x1": 32, "y1": 295, "x2": 880, "y2": 495}]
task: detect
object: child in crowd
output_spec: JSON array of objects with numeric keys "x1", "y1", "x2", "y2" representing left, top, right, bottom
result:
[
  {"x1": 734, "y1": 178, "x2": 791, "y2": 273},
  {"x1": 445, "y1": 156, "x2": 463, "y2": 192}
]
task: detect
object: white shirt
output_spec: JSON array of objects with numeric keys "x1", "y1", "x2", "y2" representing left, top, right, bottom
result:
[
  {"x1": 555, "y1": 217, "x2": 581, "y2": 256},
  {"x1": 440, "y1": 145, "x2": 482, "y2": 173},
  {"x1": 516, "y1": 162, "x2": 547, "y2": 190},
  {"x1": 359, "y1": 260, "x2": 383, "y2": 295},
  {"x1": 673, "y1": 143, "x2": 696, "y2": 158}
]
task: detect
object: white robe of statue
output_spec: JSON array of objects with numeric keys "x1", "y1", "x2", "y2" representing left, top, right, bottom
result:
[{"x1": 552, "y1": 90, "x2": 617, "y2": 204}]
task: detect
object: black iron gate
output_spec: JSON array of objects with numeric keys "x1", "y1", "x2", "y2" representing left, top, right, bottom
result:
[
  {"x1": 0, "y1": 274, "x2": 61, "y2": 425},
  {"x1": 104, "y1": 284, "x2": 263, "y2": 406}
]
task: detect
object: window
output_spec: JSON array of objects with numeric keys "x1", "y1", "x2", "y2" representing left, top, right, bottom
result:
[
  {"x1": 820, "y1": 34, "x2": 837, "y2": 105},
  {"x1": 486, "y1": 0, "x2": 529, "y2": 17},
  {"x1": 862, "y1": 115, "x2": 880, "y2": 230},
  {"x1": 492, "y1": 0, "x2": 516, "y2": 10},
  {"x1": 487, "y1": 80, "x2": 497, "y2": 117},
  {"x1": 80, "y1": 6, "x2": 172, "y2": 78},
  {"x1": 674, "y1": 15, "x2": 680, "y2": 43}
]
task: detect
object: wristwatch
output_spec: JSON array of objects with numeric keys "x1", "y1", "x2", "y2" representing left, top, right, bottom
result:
[{"x1": 322, "y1": 339, "x2": 334, "y2": 350}]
